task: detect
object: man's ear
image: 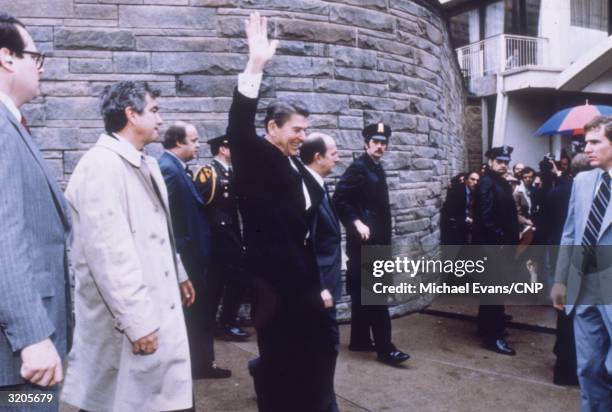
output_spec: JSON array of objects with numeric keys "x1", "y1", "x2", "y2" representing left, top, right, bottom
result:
[
  {"x1": 0, "y1": 48, "x2": 15, "y2": 72},
  {"x1": 267, "y1": 119, "x2": 278, "y2": 136},
  {"x1": 124, "y1": 106, "x2": 137, "y2": 125}
]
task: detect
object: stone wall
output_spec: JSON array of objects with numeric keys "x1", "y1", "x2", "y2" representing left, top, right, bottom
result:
[
  {"x1": 5, "y1": 0, "x2": 466, "y2": 320},
  {"x1": 464, "y1": 98, "x2": 483, "y2": 172}
]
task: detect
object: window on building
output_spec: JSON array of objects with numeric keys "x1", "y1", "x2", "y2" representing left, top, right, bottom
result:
[
  {"x1": 571, "y1": 0, "x2": 609, "y2": 31},
  {"x1": 485, "y1": 1, "x2": 505, "y2": 37},
  {"x1": 449, "y1": 9, "x2": 480, "y2": 49}
]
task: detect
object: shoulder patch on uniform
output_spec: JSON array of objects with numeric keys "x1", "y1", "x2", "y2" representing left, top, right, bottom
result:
[{"x1": 196, "y1": 166, "x2": 213, "y2": 184}]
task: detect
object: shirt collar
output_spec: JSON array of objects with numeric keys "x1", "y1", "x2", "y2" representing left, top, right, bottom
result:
[
  {"x1": 305, "y1": 165, "x2": 325, "y2": 188},
  {"x1": 165, "y1": 150, "x2": 186, "y2": 169},
  {"x1": 214, "y1": 157, "x2": 230, "y2": 171},
  {"x1": 0, "y1": 91, "x2": 22, "y2": 123},
  {"x1": 101, "y1": 132, "x2": 143, "y2": 167}
]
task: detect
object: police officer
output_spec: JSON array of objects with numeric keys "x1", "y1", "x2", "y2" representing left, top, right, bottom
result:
[
  {"x1": 195, "y1": 135, "x2": 250, "y2": 343},
  {"x1": 333, "y1": 123, "x2": 410, "y2": 366},
  {"x1": 472, "y1": 145, "x2": 520, "y2": 356}
]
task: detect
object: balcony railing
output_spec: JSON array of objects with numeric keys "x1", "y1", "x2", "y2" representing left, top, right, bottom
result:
[{"x1": 456, "y1": 34, "x2": 549, "y2": 79}]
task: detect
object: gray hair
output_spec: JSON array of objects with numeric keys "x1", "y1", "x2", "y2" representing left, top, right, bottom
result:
[
  {"x1": 571, "y1": 152, "x2": 593, "y2": 176},
  {"x1": 100, "y1": 81, "x2": 160, "y2": 134}
]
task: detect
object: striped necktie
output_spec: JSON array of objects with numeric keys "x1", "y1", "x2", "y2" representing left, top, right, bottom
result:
[{"x1": 582, "y1": 172, "x2": 611, "y2": 272}]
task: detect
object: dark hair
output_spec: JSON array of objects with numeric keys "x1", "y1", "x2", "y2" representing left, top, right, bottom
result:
[
  {"x1": 521, "y1": 166, "x2": 535, "y2": 177},
  {"x1": 263, "y1": 97, "x2": 309, "y2": 132},
  {"x1": 0, "y1": 13, "x2": 26, "y2": 57},
  {"x1": 100, "y1": 81, "x2": 160, "y2": 134},
  {"x1": 299, "y1": 136, "x2": 327, "y2": 165},
  {"x1": 162, "y1": 123, "x2": 187, "y2": 149},
  {"x1": 209, "y1": 140, "x2": 228, "y2": 156},
  {"x1": 449, "y1": 172, "x2": 465, "y2": 189},
  {"x1": 584, "y1": 115, "x2": 612, "y2": 140}
]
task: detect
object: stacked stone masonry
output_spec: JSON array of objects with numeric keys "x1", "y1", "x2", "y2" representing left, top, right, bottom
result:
[{"x1": 5, "y1": 0, "x2": 466, "y2": 320}]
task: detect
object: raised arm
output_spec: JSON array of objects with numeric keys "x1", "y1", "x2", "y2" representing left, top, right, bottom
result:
[{"x1": 227, "y1": 13, "x2": 279, "y2": 147}]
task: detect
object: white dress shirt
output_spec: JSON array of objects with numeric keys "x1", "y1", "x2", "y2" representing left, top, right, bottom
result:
[{"x1": 0, "y1": 90, "x2": 22, "y2": 123}]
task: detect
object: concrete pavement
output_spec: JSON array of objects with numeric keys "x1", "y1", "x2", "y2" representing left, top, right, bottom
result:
[{"x1": 61, "y1": 306, "x2": 581, "y2": 411}]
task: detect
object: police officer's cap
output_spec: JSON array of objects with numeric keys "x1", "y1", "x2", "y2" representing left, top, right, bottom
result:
[
  {"x1": 363, "y1": 122, "x2": 391, "y2": 143},
  {"x1": 207, "y1": 134, "x2": 229, "y2": 152},
  {"x1": 485, "y1": 145, "x2": 513, "y2": 161}
]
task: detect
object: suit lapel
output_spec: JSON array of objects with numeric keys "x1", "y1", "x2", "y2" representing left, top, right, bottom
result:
[
  {"x1": 165, "y1": 152, "x2": 203, "y2": 205},
  {"x1": 1, "y1": 103, "x2": 71, "y2": 231},
  {"x1": 598, "y1": 172, "x2": 612, "y2": 241},
  {"x1": 321, "y1": 193, "x2": 340, "y2": 235}
]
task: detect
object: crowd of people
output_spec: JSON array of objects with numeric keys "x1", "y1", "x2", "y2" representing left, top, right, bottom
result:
[
  {"x1": 441, "y1": 117, "x2": 612, "y2": 410},
  {"x1": 2, "y1": 9, "x2": 612, "y2": 412}
]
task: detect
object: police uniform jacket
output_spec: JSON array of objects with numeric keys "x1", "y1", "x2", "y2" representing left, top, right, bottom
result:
[
  {"x1": 473, "y1": 169, "x2": 520, "y2": 245},
  {"x1": 195, "y1": 159, "x2": 242, "y2": 260},
  {"x1": 333, "y1": 153, "x2": 392, "y2": 270}
]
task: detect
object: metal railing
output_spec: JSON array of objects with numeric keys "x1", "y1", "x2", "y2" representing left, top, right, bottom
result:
[{"x1": 456, "y1": 34, "x2": 549, "y2": 79}]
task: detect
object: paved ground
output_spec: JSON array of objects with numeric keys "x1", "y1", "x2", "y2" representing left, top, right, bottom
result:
[{"x1": 62, "y1": 305, "x2": 581, "y2": 412}]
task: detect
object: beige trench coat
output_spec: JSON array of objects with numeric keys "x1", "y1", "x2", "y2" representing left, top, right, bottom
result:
[{"x1": 62, "y1": 134, "x2": 192, "y2": 411}]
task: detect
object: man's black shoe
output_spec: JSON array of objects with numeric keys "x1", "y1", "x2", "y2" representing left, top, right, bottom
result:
[
  {"x1": 198, "y1": 364, "x2": 232, "y2": 379},
  {"x1": 484, "y1": 338, "x2": 516, "y2": 356},
  {"x1": 553, "y1": 374, "x2": 579, "y2": 386},
  {"x1": 377, "y1": 350, "x2": 410, "y2": 365},
  {"x1": 219, "y1": 326, "x2": 251, "y2": 341},
  {"x1": 349, "y1": 342, "x2": 375, "y2": 352}
]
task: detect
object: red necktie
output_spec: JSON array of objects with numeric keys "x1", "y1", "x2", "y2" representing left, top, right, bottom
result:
[{"x1": 20, "y1": 115, "x2": 30, "y2": 133}]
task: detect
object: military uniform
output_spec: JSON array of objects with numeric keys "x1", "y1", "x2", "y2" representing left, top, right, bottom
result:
[
  {"x1": 195, "y1": 138, "x2": 250, "y2": 341},
  {"x1": 333, "y1": 123, "x2": 409, "y2": 366},
  {"x1": 472, "y1": 145, "x2": 520, "y2": 356}
]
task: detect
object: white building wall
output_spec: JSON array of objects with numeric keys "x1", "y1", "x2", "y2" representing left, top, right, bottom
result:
[
  {"x1": 583, "y1": 68, "x2": 612, "y2": 93},
  {"x1": 539, "y1": 0, "x2": 608, "y2": 67},
  {"x1": 502, "y1": 94, "x2": 554, "y2": 168}
]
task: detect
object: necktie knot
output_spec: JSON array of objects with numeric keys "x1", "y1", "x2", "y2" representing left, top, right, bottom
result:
[{"x1": 20, "y1": 115, "x2": 30, "y2": 133}]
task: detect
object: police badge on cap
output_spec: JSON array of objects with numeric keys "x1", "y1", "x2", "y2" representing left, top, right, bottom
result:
[
  {"x1": 207, "y1": 134, "x2": 229, "y2": 153},
  {"x1": 485, "y1": 145, "x2": 513, "y2": 161},
  {"x1": 362, "y1": 122, "x2": 391, "y2": 144}
]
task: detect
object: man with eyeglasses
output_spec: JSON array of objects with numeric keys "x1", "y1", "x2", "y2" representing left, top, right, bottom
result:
[{"x1": 0, "y1": 13, "x2": 71, "y2": 412}]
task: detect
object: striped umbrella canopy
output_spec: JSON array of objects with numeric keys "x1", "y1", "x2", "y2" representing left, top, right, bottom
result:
[{"x1": 535, "y1": 103, "x2": 612, "y2": 136}]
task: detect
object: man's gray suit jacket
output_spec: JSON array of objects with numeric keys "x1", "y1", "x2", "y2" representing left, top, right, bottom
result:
[
  {"x1": 0, "y1": 102, "x2": 71, "y2": 386},
  {"x1": 555, "y1": 168, "x2": 612, "y2": 312}
]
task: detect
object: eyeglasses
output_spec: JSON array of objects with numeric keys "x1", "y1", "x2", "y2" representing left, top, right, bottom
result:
[{"x1": 21, "y1": 50, "x2": 45, "y2": 69}]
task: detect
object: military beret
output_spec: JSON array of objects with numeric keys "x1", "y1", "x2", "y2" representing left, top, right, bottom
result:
[
  {"x1": 207, "y1": 134, "x2": 229, "y2": 152},
  {"x1": 362, "y1": 122, "x2": 391, "y2": 143},
  {"x1": 485, "y1": 145, "x2": 513, "y2": 161}
]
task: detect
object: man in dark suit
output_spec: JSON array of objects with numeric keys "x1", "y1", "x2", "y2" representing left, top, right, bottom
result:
[
  {"x1": 0, "y1": 13, "x2": 72, "y2": 410},
  {"x1": 194, "y1": 135, "x2": 250, "y2": 342},
  {"x1": 441, "y1": 171, "x2": 479, "y2": 245},
  {"x1": 159, "y1": 122, "x2": 231, "y2": 379},
  {"x1": 333, "y1": 123, "x2": 410, "y2": 366},
  {"x1": 472, "y1": 145, "x2": 520, "y2": 356},
  {"x1": 300, "y1": 132, "x2": 342, "y2": 412},
  {"x1": 226, "y1": 13, "x2": 333, "y2": 411}
]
